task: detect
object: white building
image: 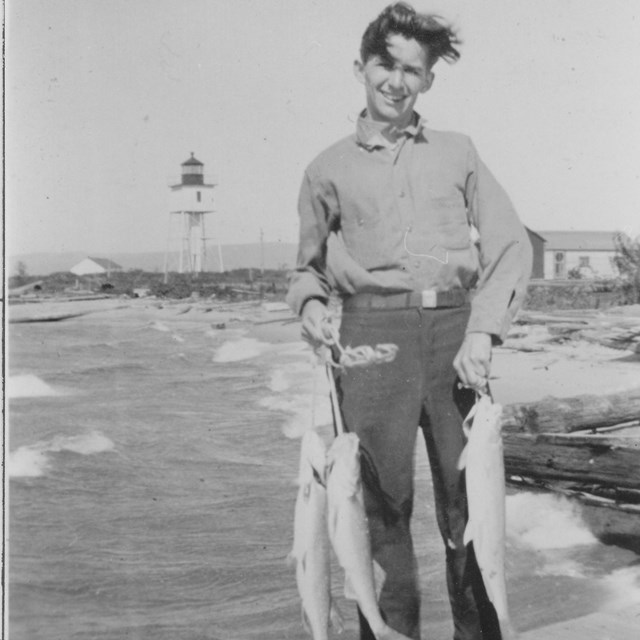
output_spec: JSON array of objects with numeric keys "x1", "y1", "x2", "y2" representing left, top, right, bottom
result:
[
  {"x1": 538, "y1": 231, "x2": 619, "y2": 279},
  {"x1": 70, "y1": 257, "x2": 123, "y2": 276}
]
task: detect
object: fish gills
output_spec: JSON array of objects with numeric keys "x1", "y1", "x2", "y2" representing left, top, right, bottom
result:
[
  {"x1": 290, "y1": 430, "x2": 342, "y2": 640},
  {"x1": 326, "y1": 433, "x2": 413, "y2": 640},
  {"x1": 459, "y1": 395, "x2": 518, "y2": 639}
]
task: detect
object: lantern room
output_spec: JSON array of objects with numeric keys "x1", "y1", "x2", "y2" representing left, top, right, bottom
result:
[{"x1": 180, "y1": 153, "x2": 205, "y2": 185}]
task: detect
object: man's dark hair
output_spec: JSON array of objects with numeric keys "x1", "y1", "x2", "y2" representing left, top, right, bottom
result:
[{"x1": 360, "y1": 2, "x2": 461, "y2": 67}]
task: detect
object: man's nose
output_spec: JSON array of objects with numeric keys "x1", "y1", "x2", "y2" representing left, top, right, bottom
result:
[{"x1": 387, "y1": 68, "x2": 404, "y2": 88}]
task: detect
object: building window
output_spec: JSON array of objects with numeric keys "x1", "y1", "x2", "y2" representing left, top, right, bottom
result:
[
  {"x1": 197, "y1": 191, "x2": 201, "y2": 202},
  {"x1": 579, "y1": 256, "x2": 590, "y2": 268}
]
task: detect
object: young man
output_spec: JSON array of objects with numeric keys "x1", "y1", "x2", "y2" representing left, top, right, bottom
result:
[{"x1": 287, "y1": 3, "x2": 532, "y2": 639}]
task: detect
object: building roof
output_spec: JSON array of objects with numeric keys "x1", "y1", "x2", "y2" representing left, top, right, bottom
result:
[
  {"x1": 525, "y1": 227, "x2": 547, "y2": 242},
  {"x1": 537, "y1": 231, "x2": 619, "y2": 251},
  {"x1": 86, "y1": 257, "x2": 123, "y2": 269},
  {"x1": 182, "y1": 152, "x2": 203, "y2": 166}
]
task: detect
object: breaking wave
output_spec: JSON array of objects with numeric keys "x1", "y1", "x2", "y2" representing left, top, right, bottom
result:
[
  {"x1": 259, "y1": 392, "x2": 332, "y2": 439},
  {"x1": 267, "y1": 360, "x2": 317, "y2": 393},
  {"x1": 8, "y1": 374, "x2": 61, "y2": 399},
  {"x1": 148, "y1": 321, "x2": 171, "y2": 332},
  {"x1": 506, "y1": 491, "x2": 597, "y2": 549},
  {"x1": 213, "y1": 337, "x2": 271, "y2": 363},
  {"x1": 600, "y1": 566, "x2": 640, "y2": 609},
  {"x1": 9, "y1": 431, "x2": 115, "y2": 478}
]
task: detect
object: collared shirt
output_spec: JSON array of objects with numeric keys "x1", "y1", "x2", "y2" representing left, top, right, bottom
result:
[{"x1": 287, "y1": 111, "x2": 532, "y2": 342}]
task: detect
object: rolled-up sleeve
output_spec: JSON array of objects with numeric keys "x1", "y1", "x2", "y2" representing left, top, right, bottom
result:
[
  {"x1": 464, "y1": 141, "x2": 532, "y2": 342},
  {"x1": 286, "y1": 171, "x2": 333, "y2": 315}
]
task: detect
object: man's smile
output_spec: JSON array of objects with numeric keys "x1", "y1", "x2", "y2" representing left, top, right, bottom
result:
[{"x1": 380, "y1": 91, "x2": 407, "y2": 103}]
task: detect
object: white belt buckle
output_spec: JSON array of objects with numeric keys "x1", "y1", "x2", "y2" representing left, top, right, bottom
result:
[{"x1": 421, "y1": 289, "x2": 437, "y2": 308}]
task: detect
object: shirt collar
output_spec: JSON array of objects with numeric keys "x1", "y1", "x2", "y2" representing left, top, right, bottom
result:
[{"x1": 355, "y1": 110, "x2": 427, "y2": 149}]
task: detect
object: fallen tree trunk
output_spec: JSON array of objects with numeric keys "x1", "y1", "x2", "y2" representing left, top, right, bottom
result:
[
  {"x1": 504, "y1": 433, "x2": 640, "y2": 490},
  {"x1": 501, "y1": 387, "x2": 640, "y2": 434},
  {"x1": 579, "y1": 329, "x2": 640, "y2": 353}
]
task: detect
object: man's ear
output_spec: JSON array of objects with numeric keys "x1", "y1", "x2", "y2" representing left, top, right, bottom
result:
[
  {"x1": 421, "y1": 70, "x2": 435, "y2": 93},
  {"x1": 353, "y1": 59, "x2": 366, "y2": 85}
]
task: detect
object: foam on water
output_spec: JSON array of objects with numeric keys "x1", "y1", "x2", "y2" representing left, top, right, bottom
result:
[
  {"x1": 267, "y1": 359, "x2": 319, "y2": 393},
  {"x1": 213, "y1": 337, "x2": 272, "y2": 362},
  {"x1": 507, "y1": 491, "x2": 597, "y2": 549},
  {"x1": 268, "y1": 369, "x2": 290, "y2": 392},
  {"x1": 148, "y1": 320, "x2": 171, "y2": 332},
  {"x1": 9, "y1": 431, "x2": 116, "y2": 478},
  {"x1": 48, "y1": 431, "x2": 115, "y2": 455},
  {"x1": 8, "y1": 374, "x2": 61, "y2": 399},
  {"x1": 600, "y1": 566, "x2": 640, "y2": 609},
  {"x1": 533, "y1": 557, "x2": 589, "y2": 579},
  {"x1": 8, "y1": 447, "x2": 50, "y2": 478},
  {"x1": 262, "y1": 355, "x2": 334, "y2": 437},
  {"x1": 259, "y1": 392, "x2": 333, "y2": 438}
]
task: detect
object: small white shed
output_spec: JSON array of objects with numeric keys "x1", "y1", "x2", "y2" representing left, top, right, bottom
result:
[{"x1": 70, "y1": 257, "x2": 123, "y2": 276}]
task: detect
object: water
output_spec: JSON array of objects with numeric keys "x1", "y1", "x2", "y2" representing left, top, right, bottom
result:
[{"x1": 7, "y1": 306, "x2": 640, "y2": 639}]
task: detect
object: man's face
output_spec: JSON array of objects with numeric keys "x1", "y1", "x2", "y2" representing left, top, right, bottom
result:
[{"x1": 354, "y1": 33, "x2": 434, "y2": 128}]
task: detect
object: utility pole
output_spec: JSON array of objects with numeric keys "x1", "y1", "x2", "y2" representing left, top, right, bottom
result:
[{"x1": 260, "y1": 227, "x2": 265, "y2": 275}]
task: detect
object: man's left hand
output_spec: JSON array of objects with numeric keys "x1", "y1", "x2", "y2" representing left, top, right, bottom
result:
[{"x1": 453, "y1": 332, "x2": 492, "y2": 392}]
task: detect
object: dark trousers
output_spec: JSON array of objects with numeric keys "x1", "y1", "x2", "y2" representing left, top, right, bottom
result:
[{"x1": 333, "y1": 306, "x2": 502, "y2": 640}]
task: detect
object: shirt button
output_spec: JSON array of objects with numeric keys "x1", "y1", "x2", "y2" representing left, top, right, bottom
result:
[{"x1": 399, "y1": 190, "x2": 406, "y2": 198}]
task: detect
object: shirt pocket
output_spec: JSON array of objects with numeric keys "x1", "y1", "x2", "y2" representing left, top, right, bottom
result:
[{"x1": 429, "y1": 195, "x2": 471, "y2": 250}]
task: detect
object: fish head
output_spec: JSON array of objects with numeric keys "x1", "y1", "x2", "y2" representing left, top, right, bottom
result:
[
  {"x1": 466, "y1": 396, "x2": 504, "y2": 442},
  {"x1": 480, "y1": 402, "x2": 504, "y2": 440}
]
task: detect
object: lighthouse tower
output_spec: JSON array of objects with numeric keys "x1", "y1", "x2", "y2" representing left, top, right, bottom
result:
[{"x1": 165, "y1": 153, "x2": 220, "y2": 275}]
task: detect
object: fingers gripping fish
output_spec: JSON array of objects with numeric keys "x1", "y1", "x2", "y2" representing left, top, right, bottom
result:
[
  {"x1": 290, "y1": 429, "x2": 343, "y2": 639},
  {"x1": 326, "y1": 433, "x2": 413, "y2": 640},
  {"x1": 458, "y1": 394, "x2": 518, "y2": 640}
]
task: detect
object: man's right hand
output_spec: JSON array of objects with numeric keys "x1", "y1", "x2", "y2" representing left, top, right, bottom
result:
[{"x1": 300, "y1": 298, "x2": 335, "y2": 350}]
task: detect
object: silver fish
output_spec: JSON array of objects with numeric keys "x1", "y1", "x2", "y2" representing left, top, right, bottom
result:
[
  {"x1": 458, "y1": 395, "x2": 518, "y2": 640},
  {"x1": 290, "y1": 429, "x2": 342, "y2": 639},
  {"x1": 326, "y1": 432, "x2": 413, "y2": 640}
]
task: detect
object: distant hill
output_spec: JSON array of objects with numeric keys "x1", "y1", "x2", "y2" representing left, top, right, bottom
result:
[{"x1": 8, "y1": 242, "x2": 299, "y2": 277}]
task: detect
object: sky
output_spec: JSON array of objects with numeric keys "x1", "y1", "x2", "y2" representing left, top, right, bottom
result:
[{"x1": 6, "y1": 0, "x2": 640, "y2": 258}]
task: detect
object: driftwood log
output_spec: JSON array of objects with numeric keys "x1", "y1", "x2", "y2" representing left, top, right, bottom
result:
[
  {"x1": 504, "y1": 433, "x2": 640, "y2": 490},
  {"x1": 501, "y1": 387, "x2": 640, "y2": 434},
  {"x1": 513, "y1": 309, "x2": 640, "y2": 352},
  {"x1": 500, "y1": 389, "x2": 640, "y2": 490}
]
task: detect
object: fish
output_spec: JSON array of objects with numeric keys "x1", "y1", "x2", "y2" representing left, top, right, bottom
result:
[
  {"x1": 289, "y1": 429, "x2": 342, "y2": 639},
  {"x1": 326, "y1": 432, "x2": 413, "y2": 640},
  {"x1": 458, "y1": 394, "x2": 518, "y2": 640}
]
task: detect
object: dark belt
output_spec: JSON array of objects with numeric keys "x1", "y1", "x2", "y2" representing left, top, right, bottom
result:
[{"x1": 341, "y1": 288, "x2": 470, "y2": 311}]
